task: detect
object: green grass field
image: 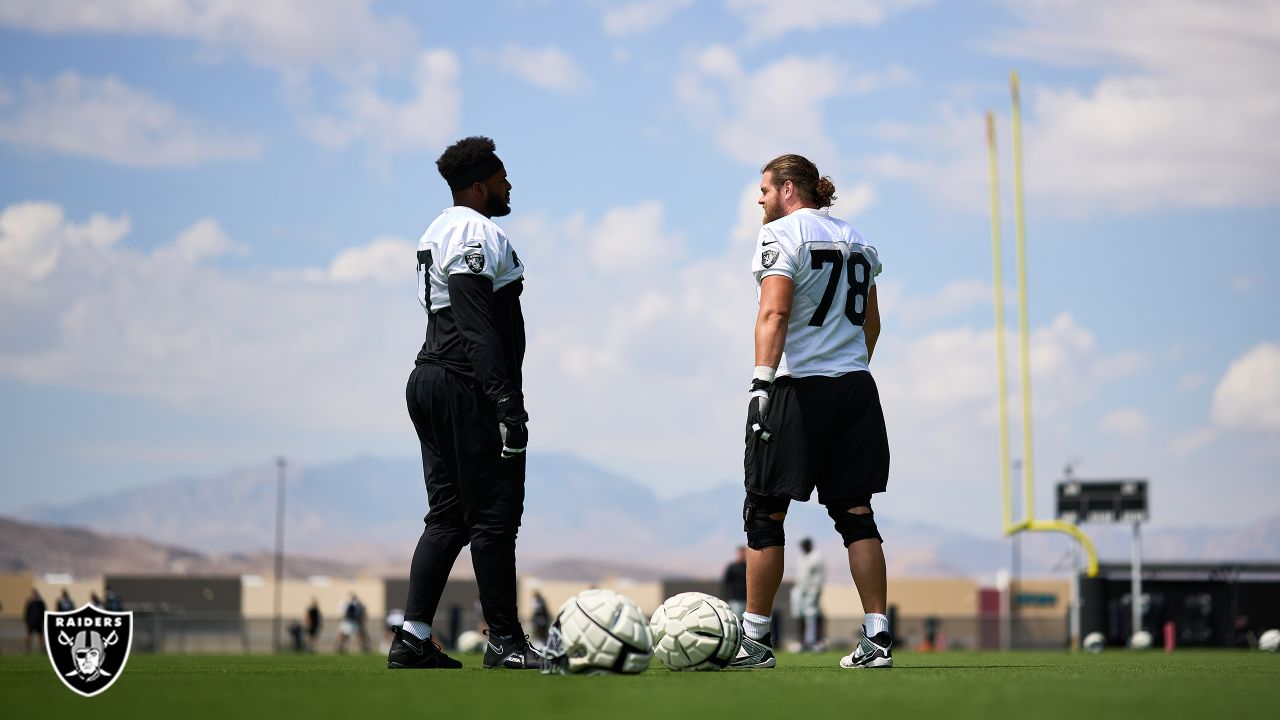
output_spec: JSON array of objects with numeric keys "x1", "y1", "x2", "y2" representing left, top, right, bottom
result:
[{"x1": 4, "y1": 650, "x2": 1277, "y2": 719}]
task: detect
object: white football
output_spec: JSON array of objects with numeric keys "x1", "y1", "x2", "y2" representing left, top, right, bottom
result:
[
  {"x1": 1129, "y1": 630, "x2": 1153, "y2": 649},
  {"x1": 455, "y1": 630, "x2": 486, "y2": 653},
  {"x1": 1083, "y1": 631, "x2": 1106, "y2": 653},
  {"x1": 542, "y1": 589, "x2": 653, "y2": 675},
  {"x1": 1260, "y1": 628, "x2": 1280, "y2": 652},
  {"x1": 650, "y1": 592, "x2": 742, "y2": 671}
]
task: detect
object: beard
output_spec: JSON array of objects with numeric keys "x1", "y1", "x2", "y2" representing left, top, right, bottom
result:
[
  {"x1": 761, "y1": 198, "x2": 784, "y2": 225},
  {"x1": 485, "y1": 191, "x2": 511, "y2": 217}
]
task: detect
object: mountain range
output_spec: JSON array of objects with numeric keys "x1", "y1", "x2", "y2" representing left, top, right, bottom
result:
[{"x1": 14, "y1": 453, "x2": 1280, "y2": 580}]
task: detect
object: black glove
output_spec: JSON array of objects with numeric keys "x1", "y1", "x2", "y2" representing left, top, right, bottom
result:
[
  {"x1": 496, "y1": 392, "x2": 529, "y2": 459},
  {"x1": 747, "y1": 378, "x2": 773, "y2": 443},
  {"x1": 499, "y1": 422, "x2": 528, "y2": 458}
]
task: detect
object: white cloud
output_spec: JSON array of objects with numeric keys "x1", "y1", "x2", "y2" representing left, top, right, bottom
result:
[
  {"x1": 326, "y1": 237, "x2": 417, "y2": 284},
  {"x1": 602, "y1": 0, "x2": 692, "y2": 36},
  {"x1": 0, "y1": 202, "x2": 130, "y2": 290},
  {"x1": 885, "y1": 278, "x2": 991, "y2": 329},
  {"x1": 1211, "y1": 342, "x2": 1280, "y2": 433},
  {"x1": 274, "y1": 236, "x2": 416, "y2": 285},
  {"x1": 0, "y1": 1, "x2": 457, "y2": 162},
  {"x1": 676, "y1": 45, "x2": 911, "y2": 166},
  {"x1": 0, "y1": 0, "x2": 414, "y2": 73},
  {"x1": 494, "y1": 44, "x2": 590, "y2": 94},
  {"x1": 0, "y1": 72, "x2": 261, "y2": 167},
  {"x1": 867, "y1": 311, "x2": 1151, "y2": 527},
  {"x1": 585, "y1": 202, "x2": 683, "y2": 271},
  {"x1": 0, "y1": 198, "x2": 1176, "y2": 525},
  {"x1": 876, "y1": 0, "x2": 1280, "y2": 214},
  {"x1": 302, "y1": 50, "x2": 460, "y2": 155},
  {"x1": 152, "y1": 218, "x2": 244, "y2": 265},
  {"x1": 839, "y1": 182, "x2": 876, "y2": 217},
  {"x1": 0, "y1": 201, "x2": 421, "y2": 430},
  {"x1": 1170, "y1": 426, "x2": 1217, "y2": 458},
  {"x1": 725, "y1": 0, "x2": 929, "y2": 42},
  {"x1": 1099, "y1": 408, "x2": 1151, "y2": 438}
]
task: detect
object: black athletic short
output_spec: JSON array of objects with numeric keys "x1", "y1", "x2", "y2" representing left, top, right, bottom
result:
[{"x1": 744, "y1": 370, "x2": 890, "y2": 504}]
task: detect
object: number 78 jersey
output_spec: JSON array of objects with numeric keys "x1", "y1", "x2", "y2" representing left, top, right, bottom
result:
[{"x1": 752, "y1": 208, "x2": 882, "y2": 378}]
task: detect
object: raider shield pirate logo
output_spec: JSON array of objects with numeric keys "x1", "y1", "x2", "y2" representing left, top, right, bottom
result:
[{"x1": 45, "y1": 604, "x2": 133, "y2": 697}]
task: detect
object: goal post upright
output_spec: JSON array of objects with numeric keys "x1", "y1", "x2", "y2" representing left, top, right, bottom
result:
[
  {"x1": 1010, "y1": 70, "x2": 1037, "y2": 525},
  {"x1": 988, "y1": 72, "x2": 1099, "y2": 582},
  {"x1": 986, "y1": 110, "x2": 1014, "y2": 534}
]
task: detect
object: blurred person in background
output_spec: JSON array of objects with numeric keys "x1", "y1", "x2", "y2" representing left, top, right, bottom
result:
[
  {"x1": 336, "y1": 593, "x2": 358, "y2": 654},
  {"x1": 56, "y1": 589, "x2": 75, "y2": 612},
  {"x1": 530, "y1": 591, "x2": 551, "y2": 647},
  {"x1": 722, "y1": 546, "x2": 748, "y2": 618},
  {"x1": 305, "y1": 598, "x2": 322, "y2": 652},
  {"x1": 791, "y1": 538, "x2": 826, "y2": 651},
  {"x1": 24, "y1": 589, "x2": 46, "y2": 653},
  {"x1": 104, "y1": 586, "x2": 123, "y2": 612}
]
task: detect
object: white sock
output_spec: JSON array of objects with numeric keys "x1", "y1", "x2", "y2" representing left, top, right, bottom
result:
[
  {"x1": 402, "y1": 620, "x2": 432, "y2": 640},
  {"x1": 743, "y1": 612, "x2": 771, "y2": 641},
  {"x1": 864, "y1": 613, "x2": 889, "y2": 637}
]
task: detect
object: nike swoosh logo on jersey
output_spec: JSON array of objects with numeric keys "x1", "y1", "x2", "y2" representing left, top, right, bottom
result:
[
  {"x1": 761, "y1": 239, "x2": 778, "y2": 246},
  {"x1": 465, "y1": 242, "x2": 483, "y2": 248}
]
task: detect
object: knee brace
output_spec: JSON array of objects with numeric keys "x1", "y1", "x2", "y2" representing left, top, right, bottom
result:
[
  {"x1": 825, "y1": 496, "x2": 883, "y2": 547},
  {"x1": 743, "y1": 493, "x2": 790, "y2": 550}
]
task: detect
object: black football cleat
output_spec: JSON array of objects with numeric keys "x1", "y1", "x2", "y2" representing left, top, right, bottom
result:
[
  {"x1": 386, "y1": 626, "x2": 462, "y2": 669},
  {"x1": 483, "y1": 633, "x2": 544, "y2": 670},
  {"x1": 840, "y1": 629, "x2": 893, "y2": 669},
  {"x1": 729, "y1": 632, "x2": 776, "y2": 669}
]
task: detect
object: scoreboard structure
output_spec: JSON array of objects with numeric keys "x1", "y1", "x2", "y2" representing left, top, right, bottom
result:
[
  {"x1": 1056, "y1": 479, "x2": 1151, "y2": 646},
  {"x1": 1055, "y1": 480, "x2": 1148, "y2": 525}
]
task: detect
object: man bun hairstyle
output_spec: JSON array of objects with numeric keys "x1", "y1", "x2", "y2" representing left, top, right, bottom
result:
[
  {"x1": 437, "y1": 135, "x2": 505, "y2": 192},
  {"x1": 762, "y1": 154, "x2": 838, "y2": 208}
]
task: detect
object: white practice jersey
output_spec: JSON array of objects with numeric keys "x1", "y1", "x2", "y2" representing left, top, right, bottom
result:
[
  {"x1": 796, "y1": 550, "x2": 826, "y2": 597},
  {"x1": 752, "y1": 208, "x2": 882, "y2": 378},
  {"x1": 416, "y1": 206, "x2": 524, "y2": 313}
]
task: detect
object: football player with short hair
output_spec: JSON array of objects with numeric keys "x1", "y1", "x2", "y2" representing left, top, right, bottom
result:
[
  {"x1": 731, "y1": 154, "x2": 894, "y2": 670},
  {"x1": 386, "y1": 136, "x2": 540, "y2": 670}
]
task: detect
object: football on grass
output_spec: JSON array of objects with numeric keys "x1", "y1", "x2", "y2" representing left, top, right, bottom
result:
[{"x1": 650, "y1": 592, "x2": 741, "y2": 671}]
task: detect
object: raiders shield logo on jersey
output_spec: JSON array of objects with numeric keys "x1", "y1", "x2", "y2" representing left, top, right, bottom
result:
[
  {"x1": 465, "y1": 251, "x2": 485, "y2": 273},
  {"x1": 45, "y1": 604, "x2": 133, "y2": 697},
  {"x1": 761, "y1": 249, "x2": 779, "y2": 268}
]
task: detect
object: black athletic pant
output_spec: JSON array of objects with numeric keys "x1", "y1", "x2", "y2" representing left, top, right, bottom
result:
[{"x1": 402, "y1": 363, "x2": 526, "y2": 638}]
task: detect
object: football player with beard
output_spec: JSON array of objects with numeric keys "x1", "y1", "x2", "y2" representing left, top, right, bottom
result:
[
  {"x1": 732, "y1": 154, "x2": 894, "y2": 670},
  {"x1": 387, "y1": 136, "x2": 540, "y2": 670}
]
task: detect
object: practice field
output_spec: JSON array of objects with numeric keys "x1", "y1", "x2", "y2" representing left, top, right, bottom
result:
[{"x1": 4, "y1": 650, "x2": 1277, "y2": 719}]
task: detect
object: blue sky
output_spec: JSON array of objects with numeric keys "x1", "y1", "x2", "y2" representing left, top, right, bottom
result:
[{"x1": 0, "y1": 0, "x2": 1277, "y2": 536}]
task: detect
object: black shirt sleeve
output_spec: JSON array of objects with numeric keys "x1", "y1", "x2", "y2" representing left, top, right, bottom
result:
[{"x1": 447, "y1": 273, "x2": 523, "y2": 417}]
